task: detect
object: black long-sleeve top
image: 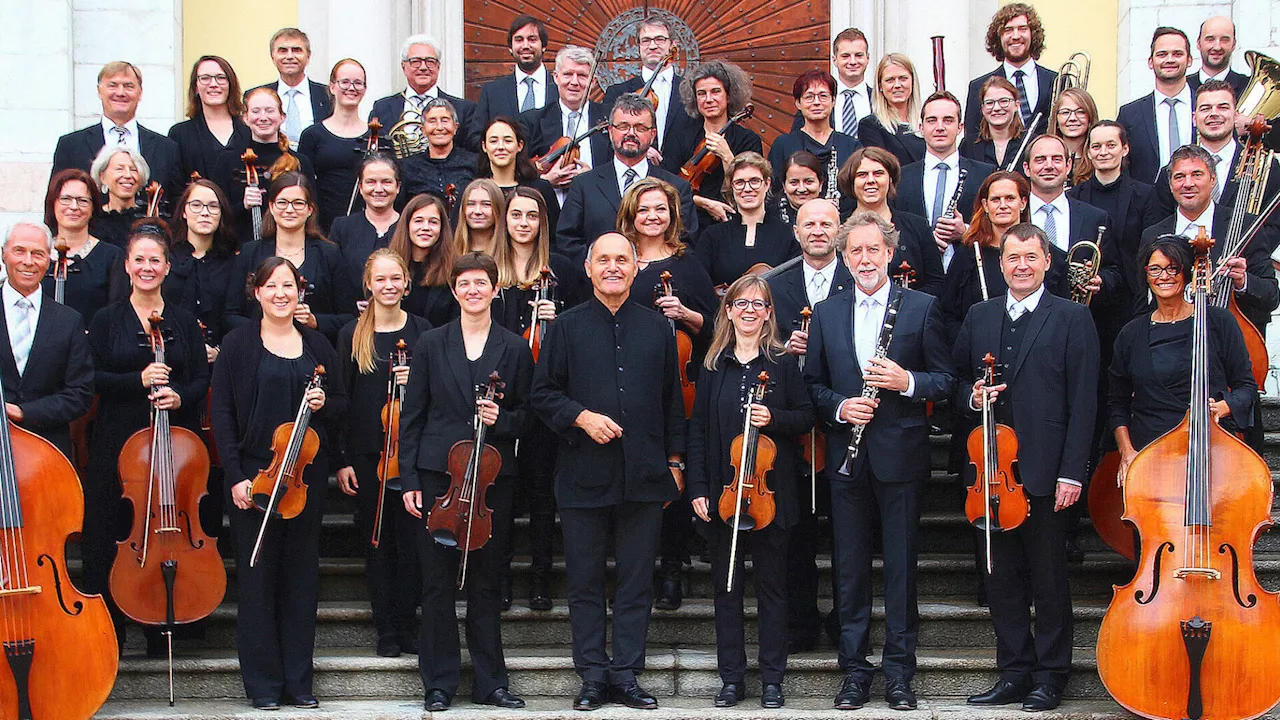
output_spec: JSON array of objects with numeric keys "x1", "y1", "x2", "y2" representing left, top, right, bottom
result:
[
  {"x1": 399, "y1": 147, "x2": 478, "y2": 226},
  {"x1": 329, "y1": 212, "x2": 398, "y2": 289},
  {"x1": 209, "y1": 323, "x2": 347, "y2": 486},
  {"x1": 223, "y1": 236, "x2": 359, "y2": 342},
  {"x1": 211, "y1": 139, "x2": 317, "y2": 244},
  {"x1": 686, "y1": 350, "x2": 814, "y2": 530},
  {"x1": 766, "y1": 129, "x2": 860, "y2": 217},
  {"x1": 42, "y1": 240, "x2": 125, "y2": 325},
  {"x1": 403, "y1": 262, "x2": 460, "y2": 329},
  {"x1": 856, "y1": 115, "x2": 925, "y2": 168},
  {"x1": 632, "y1": 252, "x2": 718, "y2": 383},
  {"x1": 168, "y1": 114, "x2": 252, "y2": 184},
  {"x1": 661, "y1": 122, "x2": 764, "y2": 229},
  {"x1": 490, "y1": 253, "x2": 585, "y2": 336},
  {"x1": 333, "y1": 313, "x2": 432, "y2": 467},
  {"x1": 694, "y1": 212, "x2": 799, "y2": 289},
  {"x1": 1108, "y1": 308, "x2": 1255, "y2": 450},
  {"x1": 297, "y1": 123, "x2": 366, "y2": 234},
  {"x1": 90, "y1": 205, "x2": 146, "y2": 249},
  {"x1": 164, "y1": 243, "x2": 238, "y2": 344},
  {"x1": 959, "y1": 134, "x2": 1023, "y2": 169}
]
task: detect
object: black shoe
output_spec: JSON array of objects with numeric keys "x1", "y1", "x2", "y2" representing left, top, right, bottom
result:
[
  {"x1": 761, "y1": 682, "x2": 784, "y2": 708},
  {"x1": 397, "y1": 630, "x2": 419, "y2": 656},
  {"x1": 654, "y1": 573, "x2": 681, "y2": 610},
  {"x1": 480, "y1": 687, "x2": 526, "y2": 709},
  {"x1": 967, "y1": 678, "x2": 1030, "y2": 705},
  {"x1": 884, "y1": 678, "x2": 916, "y2": 710},
  {"x1": 500, "y1": 575, "x2": 513, "y2": 611},
  {"x1": 292, "y1": 694, "x2": 319, "y2": 709},
  {"x1": 574, "y1": 680, "x2": 607, "y2": 711},
  {"x1": 529, "y1": 574, "x2": 553, "y2": 611},
  {"x1": 833, "y1": 674, "x2": 870, "y2": 710},
  {"x1": 714, "y1": 682, "x2": 744, "y2": 707},
  {"x1": 610, "y1": 681, "x2": 658, "y2": 709},
  {"x1": 424, "y1": 689, "x2": 450, "y2": 711},
  {"x1": 1022, "y1": 684, "x2": 1062, "y2": 712},
  {"x1": 251, "y1": 697, "x2": 281, "y2": 710},
  {"x1": 376, "y1": 635, "x2": 401, "y2": 658}
]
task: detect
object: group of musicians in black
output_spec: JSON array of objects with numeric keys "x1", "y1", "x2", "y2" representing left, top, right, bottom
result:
[{"x1": 15, "y1": 0, "x2": 1280, "y2": 713}]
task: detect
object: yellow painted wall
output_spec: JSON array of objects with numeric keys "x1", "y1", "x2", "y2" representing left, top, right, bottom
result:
[
  {"x1": 1001, "y1": 0, "x2": 1119, "y2": 118},
  {"x1": 182, "y1": 0, "x2": 299, "y2": 97}
]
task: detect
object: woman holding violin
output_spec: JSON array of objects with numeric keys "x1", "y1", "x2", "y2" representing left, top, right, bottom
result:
[
  {"x1": 477, "y1": 117, "x2": 560, "y2": 230},
  {"x1": 453, "y1": 179, "x2": 505, "y2": 256},
  {"x1": 210, "y1": 256, "x2": 346, "y2": 710},
  {"x1": 695, "y1": 153, "x2": 797, "y2": 289},
  {"x1": 335, "y1": 249, "x2": 432, "y2": 658},
  {"x1": 43, "y1": 169, "x2": 126, "y2": 321},
  {"x1": 388, "y1": 193, "x2": 460, "y2": 328},
  {"x1": 399, "y1": 252, "x2": 534, "y2": 712},
  {"x1": 958, "y1": 77, "x2": 1024, "y2": 169},
  {"x1": 167, "y1": 55, "x2": 251, "y2": 183},
  {"x1": 298, "y1": 59, "x2": 372, "y2": 233},
  {"x1": 330, "y1": 154, "x2": 402, "y2": 288},
  {"x1": 688, "y1": 275, "x2": 814, "y2": 709},
  {"x1": 89, "y1": 145, "x2": 150, "y2": 247}
]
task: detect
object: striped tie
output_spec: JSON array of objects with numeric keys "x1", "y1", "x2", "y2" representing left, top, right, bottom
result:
[
  {"x1": 11, "y1": 297, "x2": 33, "y2": 376},
  {"x1": 842, "y1": 90, "x2": 857, "y2": 136}
]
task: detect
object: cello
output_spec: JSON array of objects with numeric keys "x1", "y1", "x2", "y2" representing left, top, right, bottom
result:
[
  {"x1": 372, "y1": 340, "x2": 408, "y2": 548},
  {"x1": 0, "y1": 358, "x2": 118, "y2": 719},
  {"x1": 679, "y1": 104, "x2": 755, "y2": 191},
  {"x1": 718, "y1": 371, "x2": 776, "y2": 592},
  {"x1": 964, "y1": 353, "x2": 1029, "y2": 573},
  {"x1": 240, "y1": 148, "x2": 263, "y2": 242},
  {"x1": 110, "y1": 312, "x2": 225, "y2": 706},
  {"x1": 657, "y1": 271, "x2": 696, "y2": 418},
  {"x1": 1096, "y1": 229, "x2": 1280, "y2": 720},
  {"x1": 521, "y1": 267, "x2": 554, "y2": 362},
  {"x1": 428, "y1": 371, "x2": 504, "y2": 589}
]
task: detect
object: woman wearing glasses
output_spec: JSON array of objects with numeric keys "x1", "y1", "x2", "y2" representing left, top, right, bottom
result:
[
  {"x1": 42, "y1": 169, "x2": 126, "y2": 321},
  {"x1": 299, "y1": 59, "x2": 374, "y2": 233},
  {"x1": 1048, "y1": 88, "x2": 1099, "y2": 187},
  {"x1": 695, "y1": 153, "x2": 798, "y2": 289},
  {"x1": 959, "y1": 77, "x2": 1024, "y2": 169},
  {"x1": 168, "y1": 55, "x2": 251, "y2": 182},
  {"x1": 767, "y1": 71, "x2": 859, "y2": 216}
]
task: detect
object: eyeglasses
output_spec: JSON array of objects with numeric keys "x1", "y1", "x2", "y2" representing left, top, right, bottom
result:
[
  {"x1": 611, "y1": 122, "x2": 654, "y2": 134},
  {"x1": 732, "y1": 177, "x2": 765, "y2": 191},
  {"x1": 982, "y1": 97, "x2": 1014, "y2": 109},
  {"x1": 272, "y1": 199, "x2": 310, "y2": 211},
  {"x1": 186, "y1": 200, "x2": 221, "y2": 214},
  {"x1": 405, "y1": 56, "x2": 440, "y2": 69},
  {"x1": 1145, "y1": 264, "x2": 1183, "y2": 278},
  {"x1": 335, "y1": 79, "x2": 366, "y2": 90},
  {"x1": 57, "y1": 195, "x2": 92, "y2": 208},
  {"x1": 801, "y1": 92, "x2": 833, "y2": 103},
  {"x1": 196, "y1": 73, "x2": 229, "y2": 85},
  {"x1": 1057, "y1": 108, "x2": 1089, "y2": 119},
  {"x1": 638, "y1": 36, "x2": 670, "y2": 46},
  {"x1": 730, "y1": 299, "x2": 771, "y2": 311}
]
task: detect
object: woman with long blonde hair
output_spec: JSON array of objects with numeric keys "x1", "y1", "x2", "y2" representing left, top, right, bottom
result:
[
  {"x1": 453, "y1": 178, "x2": 506, "y2": 256},
  {"x1": 857, "y1": 54, "x2": 926, "y2": 167}
]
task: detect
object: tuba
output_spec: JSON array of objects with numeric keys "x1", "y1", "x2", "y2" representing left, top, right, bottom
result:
[
  {"x1": 1050, "y1": 51, "x2": 1091, "y2": 108},
  {"x1": 1237, "y1": 50, "x2": 1280, "y2": 154},
  {"x1": 388, "y1": 106, "x2": 427, "y2": 159}
]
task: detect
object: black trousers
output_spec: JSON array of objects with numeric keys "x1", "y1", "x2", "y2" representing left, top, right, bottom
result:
[
  {"x1": 417, "y1": 473, "x2": 515, "y2": 701},
  {"x1": 786, "y1": 453, "x2": 830, "y2": 646},
  {"x1": 351, "y1": 453, "x2": 421, "y2": 640},
  {"x1": 659, "y1": 495, "x2": 693, "y2": 571},
  {"x1": 985, "y1": 492, "x2": 1073, "y2": 691},
  {"x1": 560, "y1": 501, "x2": 664, "y2": 685},
  {"x1": 829, "y1": 465, "x2": 920, "y2": 683},
  {"x1": 708, "y1": 519, "x2": 789, "y2": 684},
  {"x1": 80, "y1": 463, "x2": 125, "y2": 621},
  {"x1": 227, "y1": 457, "x2": 327, "y2": 701},
  {"x1": 508, "y1": 428, "x2": 557, "y2": 577}
]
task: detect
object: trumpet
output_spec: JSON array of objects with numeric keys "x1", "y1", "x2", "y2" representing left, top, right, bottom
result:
[
  {"x1": 388, "y1": 107, "x2": 427, "y2": 159},
  {"x1": 1051, "y1": 51, "x2": 1091, "y2": 108},
  {"x1": 1067, "y1": 229, "x2": 1103, "y2": 307}
]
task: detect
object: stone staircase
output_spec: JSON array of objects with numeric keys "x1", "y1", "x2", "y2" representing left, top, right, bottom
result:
[{"x1": 93, "y1": 401, "x2": 1280, "y2": 718}]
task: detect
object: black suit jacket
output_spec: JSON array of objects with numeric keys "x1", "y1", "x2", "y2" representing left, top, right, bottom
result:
[
  {"x1": 1188, "y1": 69, "x2": 1249, "y2": 97},
  {"x1": 894, "y1": 156, "x2": 995, "y2": 223},
  {"x1": 892, "y1": 210, "x2": 946, "y2": 296},
  {"x1": 767, "y1": 258, "x2": 853, "y2": 338},
  {"x1": 554, "y1": 163, "x2": 698, "y2": 259},
  {"x1": 51, "y1": 123, "x2": 182, "y2": 208},
  {"x1": 253, "y1": 80, "x2": 334, "y2": 123},
  {"x1": 369, "y1": 91, "x2": 478, "y2": 151},
  {"x1": 1117, "y1": 92, "x2": 1201, "y2": 184},
  {"x1": 471, "y1": 71, "x2": 559, "y2": 146},
  {"x1": 964, "y1": 63, "x2": 1058, "y2": 140},
  {"x1": 804, "y1": 284, "x2": 955, "y2": 483},
  {"x1": 517, "y1": 101, "x2": 611, "y2": 164},
  {"x1": 602, "y1": 74, "x2": 696, "y2": 157},
  {"x1": 0, "y1": 297, "x2": 94, "y2": 458},
  {"x1": 952, "y1": 292, "x2": 1099, "y2": 495},
  {"x1": 1150, "y1": 149, "x2": 1280, "y2": 226}
]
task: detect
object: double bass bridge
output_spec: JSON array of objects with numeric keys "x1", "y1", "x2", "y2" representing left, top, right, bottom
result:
[
  {"x1": 0, "y1": 585, "x2": 40, "y2": 598},
  {"x1": 1174, "y1": 566, "x2": 1222, "y2": 580}
]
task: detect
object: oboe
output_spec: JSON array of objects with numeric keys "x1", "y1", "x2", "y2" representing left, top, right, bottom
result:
[
  {"x1": 825, "y1": 149, "x2": 840, "y2": 202},
  {"x1": 838, "y1": 289, "x2": 904, "y2": 475}
]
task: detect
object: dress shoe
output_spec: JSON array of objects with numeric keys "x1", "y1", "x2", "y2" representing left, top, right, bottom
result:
[
  {"x1": 574, "y1": 680, "x2": 608, "y2": 710},
  {"x1": 967, "y1": 678, "x2": 1030, "y2": 705},
  {"x1": 251, "y1": 697, "x2": 281, "y2": 710},
  {"x1": 1022, "y1": 684, "x2": 1062, "y2": 712},
  {"x1": 398, "y1": 631, "x2": 420, "y2": 655},
  {"x1": 761, "y1": 682, "x2": 785, "y2": 708},
  {"x1": 480, "y1": 687, "x2": 526, "y2": 709},
  {"x1": 529, "y1": 574, "x2": 553, "y2": 611},
  {"x1": 424, "y1": 689, "x2": 450, "y2": 711},
  {"x1": 292, "y1": 694, "x2": 319, "y2": 709},
  {"x1": 714, "y1": 682, "x2": 745, "y2": 707},
  {"x1": 654, "y1": 573, "x2": 682, "y2": 610},
  {"x1": 833, "y1": 674, "x2": 870, "y2": 710},
  {"x1": 500, "y1": 574, "x2": 513, "y2": 611},
  {"x1": 884, "y1": 678, "x2": 916, "y2": 710},
  {"x1": 610, "y1": 681, "x2": 658, "y2": 709},
  {"x1": 376, "y1": 635, "x2": 401, "y2": 658}
]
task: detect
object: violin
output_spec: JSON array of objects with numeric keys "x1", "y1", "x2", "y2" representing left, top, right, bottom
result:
[
  {"x1": 964, "y1": 352, "x2": 1029, "y2": 573},
  {"x1": 1096, "y1": 229, "x2": 1280, "y2": 720},
  {"x1": 52, "y1": 239, "x2": 70, "y2": 305},
  {"x1": 534, "y1": 120, "x2": 610, "y2": 175},
  {"x1": 427, "y1": 371, "x2": 504, "y2": 589},
  {"x1": 679, "y1": 104, "x2": 755, "y2": 191},
  {"x1": 111, "y1": 312, "x2": 224, "y2": 705},
  {"x1": 144, "y1": 180, "x2": 163, "y2": 217},
  {"x1": 636, "y1": 46, "x2": 678, "y2": 110},
  {"x1": 521, "y1": 267, "x2": 555, "y2": 362},
  {"x1": 196, "y1": 321, "x2": 219, "y2": 466},
  {"x1": 793, "y1": 306, "x2": 825, "y2": 513},
  {"x1": 248, "y1": 366, "x2": 325, "y2": 567},
  {"x1": 657, "y1": 271, "x2": 696, "y2": 418},
  {"x1": 345, "y1": 118, "x2": 386, "y2": 217},
  {"x1": 713, "y1": 262, "x2": 771, "y2": 298},
  {"x1": 892, "y1": 261, "x2": 916, "y2": 289},
  {"x1": 718, "y1": 371, "x2": 777, "y2": 592},
  {"x1": 240, "y1": 148, "x2": 263, "y2": 242},
  {"x1": 372, "y1": 340, "x2": 409, "y2": 548}
]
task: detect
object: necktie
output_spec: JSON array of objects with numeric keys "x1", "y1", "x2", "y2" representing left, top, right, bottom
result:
[
  {"x1": 520, "y1": 77, "x2": 536, "y2": 112},
  {"x1": 111, "y1": 126, "x2": 128, "y2": 146},
  {"x1": 1212, "y1": 154, "x2": 1223, "y2": 200},
  {"x1": 567, "y1": 110, "x2": 581, "y2": 139},
  {"x1": 1041, "y1": 204, "x2": 1059, "y2": 248},
  {"x1": 12, "y1": 298, "x2": 33, "y2": 376},
  {"x1": 842, "y1": 89, "x2": 857, "y2": 136},
  {"x1": 931, "y1": 162, "x2": 950, "y2": 225},
  {"x1": 808, "y1": 272, "x2": 828, "y2": 305},
  {"x1": 1164, "y1": 97, "x2": 1181, "y2": 160},
  {"x1": 856, "y1": 297, "x2": 879, "y2": 371},
  {"x1": 1008, "y1": 302, "x2": 1024, "y2": 322},
  {"x1": 410, "y1": 93, "x2": 427, "y2": 112},
  {"x1": 622, "y1": 168, "x2": 638, "y2": 193},
  {"x1": 1012, "y1": 70, "x2": 1032, "y2": 124},
  {"x1": 283, "y1": 89, "x2": 302, "y2": 146}
]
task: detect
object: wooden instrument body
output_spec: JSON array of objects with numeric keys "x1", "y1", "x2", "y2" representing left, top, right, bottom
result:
[
  {"x1": 1096, "y1": 418, "x2": 1280, "y2": 720},
  {"x1": 1227, "y1": 294, "x2": 1268, "y2": 390},
  {"x1": 377, "y1": 400, "x2": 401, "y2": 483},
  {"x1": 111, "y1": 425, "x2": 225, "y2": 625},
  {"x1": 535, "y1": 135, "x2": 580, "y2": 174},
  {"x1": 427, "y1": 440, "x2": 501, "y2": 550},
  {"x1": 675, "y1": 330, "x2": 695, "y2": 418},
  {"x1": 797, "y1": 429, "x2": 826, "y2": 473},
  {"x1": 0, "y1": 422, "x2": 117, "y2": 720},
  {"x1": 1086, "y1": 451, "x2": 1135, "y2": 560},
  {"x1": 717, "y1": 433, "x2": 777, "y2": 531},
  {"x1": 963, "y1": 422, "x2": 1029, "y2": 531},
  {"x1": 249, "y1": 422, "x2": 320, "y2": 520}
]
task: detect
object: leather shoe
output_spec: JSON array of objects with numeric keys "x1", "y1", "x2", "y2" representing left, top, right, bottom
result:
[
  {"x1": 1022, "y1": 684, "x2": 1062, "y2": 712},
  {"x1": 480, "y1": 687, "x2": 525, "y2": 709},
  {"x1": 714, "y1": 682, "x2": 744, "y2": 707},
  {"x1": 654, "y1": 573, "x2": 682, "y2": 610},
  {"x1": 610, "y1": 681, "x2": 658, "y2": 709},
  {"x1": 884, "y1": 678, "x2": 916, "y2": 710},
  {"x1": 834, "y1": 674, "x2": 870, "y2": 710},
  {"x1": 292, "y1": 694, "x2": 319, "y2": 709},
  {"x1": 967, "y1": 678, "x2": 1030, "y2": 705},
  {"x1": 376, "y1": 635, "x2": 401, "y2": 658},
  {"x1": 529, "y1": 574, "x2": 553, "y2": 611},
  {"x1": 761, "y1": 682, "x2": 785, "y2": 708},
  {"x1": 424, "y1": 689, "x2": 450, "y2": 711},
  {"x1": 500, "y1": 575, "x2": 513, "y2": 611},
  {"x1": 251, "y1": 697, "x2": 280, "y2": 710},
  {"x1": 574, "y1": 680, "x2": 607, "y2": 711}
]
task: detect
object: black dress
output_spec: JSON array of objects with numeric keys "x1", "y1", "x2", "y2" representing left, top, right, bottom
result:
[
  {"x1": 91, "y1": 205, "x2": 146, "y2": 249},
  {"x1": 694, "y1": 212, "x2": 799, "y2": 289},
  {"x1": 661, "y1": 123, "x2": 764, "y2": 230},
  {"x1": 223, "y1": 236, "x2": 359, "y2": 342},
  {"x1": 42, "y1": 239, "x2": 125, "y2": 324},
  {"x1": 168, "y1": 113, "x2": 252, "y2": 184},
  {"x1": 297, "y1": 123, "x2": 366, "y2": 233},
  {"x1": 857, "y1": 115, "x2": 925, "y2": 167},
  {"x1": 211, "y1": 139, "x2": 317, "y2": 244},
  {"x1": 329, "y1": 212, "x2": 399, "y2": 289}
]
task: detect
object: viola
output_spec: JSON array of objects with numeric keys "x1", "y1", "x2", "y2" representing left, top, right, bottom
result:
[
  {"x1": 111, "y1": 312, "x2": 225, "y2": 705},
  {"x1": 534, "y1": 120, "x2": 609, "y2": 175},
  {"x1": 427, "y1": 371, "x2": 504, "y2": 589},
  {"x1": 372, "y1": 339, "x2": 409, "y2": 548},
  {"x1": 521, "y1": 267, "x2": 555, "y2": 362},
  {"x1": 0, "y1": 353, "x2": 118, "y2": 719},
  {"x1": 248, "y1": 366, "x2": 325, "y2": 567},
  {"x1": 717, "y1": 371, "x2": 777, "y2": 592},
  {"x1": 792, "y1": 306, "x2": 825, "y2": 512},
  {"x1": 713, "y1": 262, "x2": 771, "y2": 298},
  {"x1": 964, "y1": 352, "x2": 1029, "y2": 573},
  {"x1": 679, "y1": 104, "x2": 755, "y2": 191},
  {"x1": 657, "y1": 271, "x2": 696, "y2": 418},
  {"x1": 636, "y1": 46, "x2": 677, "y2": 110},
  {"x1": 240, "y1": 148, "x2": 263, "y2": 243}
]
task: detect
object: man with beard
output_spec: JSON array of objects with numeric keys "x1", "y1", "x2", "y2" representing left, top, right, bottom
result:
[
  {"x1": 370, "y1": 34, "x2": 477, "y2": 151},
  {"x1": 963, "y1": 4, "x2": 1058, "y2": 141},
  {"x1": 470, "y1": 16, "x2": 558, "y2": 146},
  {"x1": 1117, "y1": 27, "x2": 1193, "y2": 183},
  {"x1": 555, "y1": 94, "x2": 697, "y2": 259}
]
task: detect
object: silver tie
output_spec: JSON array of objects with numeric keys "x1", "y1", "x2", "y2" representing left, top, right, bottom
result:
[
  {"x1": 11, "y1": 298, "x2": 33, "y2": 377},
  {"x1": 622, "y1": 168, "x2": 638, "y2": 193},
  {"x1": 1041, "y1": 204, "x2": 1059, "y2": 248},
  {"x1": 521, "y1": 77, "x2": 536, "y2": 112},
  {"x1": 283, "y1": 89, "x2": 302, "y2": 148},
  {"x1": 1164, "y1": 97, "x2": 1181, "y2": 161},
  {"x1": 930, "y1": 162, "x2": 950, "y2": 225}
]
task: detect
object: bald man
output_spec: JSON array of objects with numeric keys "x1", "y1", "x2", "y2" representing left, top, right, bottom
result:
[{"x1": 1188, "y1": 16, "x2": 1249, "y2": 97}]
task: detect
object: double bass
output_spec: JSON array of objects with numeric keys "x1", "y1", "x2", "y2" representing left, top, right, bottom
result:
[
  {"x1": 657, "y1": 271, "x2": 695, "y2": 417},
  {"x1": 111, "y1": 312, "x2": 225, "y2": 705},
  {"x1": 964, "y1": 353, "x2": 1029, "y2": 573},
  {"x1": 372, "y1": 340, "x2": 408, "y2": 548},
  {"x1": 1096, "y1": 229, "x2": 1280, "y2": 720},
  {"x1": 718, "y1": 371, "x2": 776, "y2": 591}
]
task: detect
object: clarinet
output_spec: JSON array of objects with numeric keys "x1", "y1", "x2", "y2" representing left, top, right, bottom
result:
[
  {"x1": 938, "y1": 167, "x2": 969, "y2": 226},
  {"x1": 838, "y1": 288, "x2": 904, "y2": 475}
]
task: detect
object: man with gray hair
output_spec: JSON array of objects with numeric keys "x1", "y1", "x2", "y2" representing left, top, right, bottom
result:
[
  {"x1": 0, "y1": 222, "x2": 94, "y2": 459},
  {"x1": 519, "y1": 45, "x2": 613, "y2": 193},
  {"x1": 250, "y1": 28, "x2": 333, "y2": 147},
  {"x1": 370, "y1": 34, "x2": 477, "y2": 150}
]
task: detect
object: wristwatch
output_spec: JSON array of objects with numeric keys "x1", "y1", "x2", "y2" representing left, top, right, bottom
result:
[{"x1": 668, "y1": 460, "x2": 686, "y2": 471}]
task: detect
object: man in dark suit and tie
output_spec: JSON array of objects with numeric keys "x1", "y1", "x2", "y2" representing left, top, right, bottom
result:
[
  {"x1": 0, "y1": 223, "x2": 94, "y2": 460},
  {"x1": 470, "y1": 16, "x2": 558, "y2": 148},
  {"x1": 369, "y1": 35, "x2": 478, "y2": 152},
  {"x1": 963, "y1": 4, "x2": 1058, "y2": 142},
  {"x1": 1117, "y1": 27, "x2": 1195, "y2": 183},
  {"x1": 1188, "y1": 16, "x2": 1250, "y2": 98},
  {"x1": 956, "y1": 223, "x2": 1099, "y2": 712},
  {"x1": 518, "y1": 45, "x2": 612, "y2": 194},
  {"x1": 601, "y1": 17, "x2": 695, "y2": 165},
  {"x1": 555, "y1": 94, "x2": 698, "y2": 259},
  {"x1": 250, "y1": 28, "x2": 333, "y2": 149},
  {"x1": 51, "y1": 61, "x2": 181, "y2": 207},
  {"x1": 805, "y1": 210, "x2": 954, "y2": 711},
  {"x1": 790, "y1": 28, "x2": 875, "y2": 141}
]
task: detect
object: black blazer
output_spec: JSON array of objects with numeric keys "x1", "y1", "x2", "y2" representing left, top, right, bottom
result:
[
  {"x1": 891, "y1": 210, "x2": 946, "y2": 297},
  {"x1": 369, "y1": 91, "x2": 478, "y2": 151},
  {"x1": 252, "y1": 80, "x2": 334, "y2": 123},
  {"x1": 167, "y1": 113, "x2": 253, "y2": 183},
  {"x1": 894, "y1": 156, "x2": 995, "y2": 223},
  {"x1": 471, "y1": 71, "x2": 560, "y2": 146},
  {"x1": 963, "y1": 63, "x2": 1058, "y2": 140},
  {"x1": 804, "y1": 284, "x2": 955, "y2": 483},
  {"x1": 51, "y1": 123, "x2": 182, "y2": 208},
  {"x1": 0, "y1": 297, "x2": 94, "y2": 458},
  {"x1": 1188, "y1": 69, "x2": 1249, "y2": 97},
  {"x1": 517, "y1": 100, "x2": 611, "y2": 164},
  {"x1": 554, "y1": 163, "x2": 698, "y2": 259},
  {"x1": 1117, "y1": 92, "x2": 1201, "y2": 184},
  {"x1": 857, "y1": 115, "x2": 926, "y2": 167},
  {"x1": 602, "y1": 74, "x2": 697, "y2": 156},
  {"x1": 397, "y1": 320, "x2": 535, "y2": 494},
  {"x1": 767, "y1": 258, "x2": 853, "y2": 338},
  {"x1": 952, "y1": 292, "x2": 1099, "y2": 495},
  {"x1": 959, "y1": 134, "x2": 1023, "y2": 169}
]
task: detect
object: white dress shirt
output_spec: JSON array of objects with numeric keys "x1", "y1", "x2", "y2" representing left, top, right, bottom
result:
[
  {"x1": 3, "y1": 280, "x2": 42, "y2": 377},
  {"x1": 924, "y1": 150, "x2": 961, "y2": 224},
  {"x1": 1176, "y1": 201, "x2": 1215, "y2": 239},
  {"x1": 833, "y1": 80, "x2": 873, "y2": 136},
  {"x1": 613, "y1": 156, "x2": 649, "y2": 195},
  {"x1": 515, "y1": 65, "x2": 549, "y2": 110},
  {"x1": 640, "y1": 66, "x2": 676, "y2": 144},
  {"x1": 801, "y1": 257, "x2": 838, "y2": 308},
  {"x1": 1003, "y1": 60, "x2": 1041, "y2": 113},
  {"x1": 1154, "y1": 83, "x2": 1194, "y2": 167},
  {"x1": 100, "y1": 117, "x2": 140, "y2": 152},
  {"x1": 1194, "y1": 68, "x2": 1231, "y2": 84},
  {"x1": 1029, "y1": 192, "x2": 1073, "y2": 250},
  {"x1": 835, "y1": 280, "x2": 915, "y2": 423},
  {"x1": 404, "y1": 85, "x2": 441, "y2": 111}
]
